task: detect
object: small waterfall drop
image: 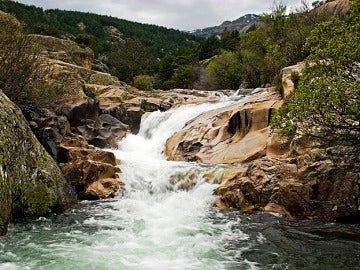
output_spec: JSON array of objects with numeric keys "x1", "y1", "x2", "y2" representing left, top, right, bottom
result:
[
  {"x1": 2, "y1": 90, "x2": 358, "y2": 270},
  {"x1": 103, "y1": 93, "x2": 254, "y2": 269}
]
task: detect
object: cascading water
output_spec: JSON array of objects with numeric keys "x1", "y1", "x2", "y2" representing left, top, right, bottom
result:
[{"x1": 1, "y1": 91, "x2": 360, "y2": 270}]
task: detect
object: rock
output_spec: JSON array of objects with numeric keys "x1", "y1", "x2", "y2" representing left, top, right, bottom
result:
[
  {"x1": 85, "y1": 178, "x2": 124, "y2": 199},
  {"x1": 266, "y1": 132, "x2": 292, "y2": 157},
  {"x1": 31, "y1": 34, "x2": 94, "y2": 69},
  {"x1": 314, "y1": 0, "x2": 350, "y2": 16},
  {"x1": 0, "y1": 90, "x2": 77, "y2": 235},
  {"x1": 166, "y1": 88, "x2": 282, "y2": 164},
  {"x1": 58, "y1": 135, "x2": 123, "y2": 199},
  {"x1": 22, "y1": 107, "x2": 72, "y2": 161},
  {"x1": 213, "y1": 147, "x2": 360, "y2": 221},
  {"x1": 281, "y1": 62, "x2": 305, "y2": 98},
  {"x1": 89, "y1": 72, "x2": 121, "y2": 86},
  {"x1": 54, "y1": 97, "x2": 99, "y2": 126},
  {"x1": 81, "y1": 190, "x2": 100, "y2": 200},
  {"x1": 169, "y1": 166, "x2": 247, "y2": 191},
  {"x1": 118, "y1": 106, "x2": 143, "y2": 134},
  {"x1": 76, "y1": 114, "x2": 129, "y2": 148}
]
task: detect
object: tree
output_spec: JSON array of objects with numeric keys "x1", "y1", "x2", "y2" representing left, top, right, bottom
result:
[
  {"x1": 199, "y1": 35, "x2": 220, "y2": 60},
  {"x1": 157, "y1": 45, "x2": 199, "y2": 89},
  {"x1": 0, "y1": 12, "x2": 46, "y2": 108},
  {"x1": 108, "y1": 38, "x2": 152, "y2": 82},
  {"x1": 75, "y1": 33, "x2": 92, "y2": 46},
  {"x1": 207, "y1": 50, "x2": 242, "y2": 89},
  {"x1": 272, "y1": 7, "x2": 360, "y2": 146},
  {"x1": 239, "y1": 30, "x2": 267, "y2": 87},
  {"x1": 172, "y1": 65, "x2": 200, "y2": 89},
  {"x1": 133, "y1": 75, "x2": 154, "y2": 91},
  {"x1": 220, "y1": 29, "x2": 240, "y2": 51}
]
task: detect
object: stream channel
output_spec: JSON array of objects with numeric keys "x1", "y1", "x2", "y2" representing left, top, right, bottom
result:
[{"x1": 1, "y1": 91, "x2": 360, "y2": 269}]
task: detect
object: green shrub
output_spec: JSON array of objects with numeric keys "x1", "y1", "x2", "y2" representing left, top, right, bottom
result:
[{"x1": 133, "y1": 75, "x2": 154, "y2": 91}]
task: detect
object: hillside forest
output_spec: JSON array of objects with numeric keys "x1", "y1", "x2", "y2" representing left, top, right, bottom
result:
[{"x1": 0, "y1": 0, "x2": 359, "y2": 147}]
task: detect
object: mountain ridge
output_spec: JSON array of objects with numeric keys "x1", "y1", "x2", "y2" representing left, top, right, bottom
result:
[{"x1": 190, "y1": 14, "x2": 259, "y2": 38}]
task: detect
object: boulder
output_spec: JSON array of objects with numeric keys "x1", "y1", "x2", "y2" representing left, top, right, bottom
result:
[
  {"x1": 76, "y1": 114, "x2": 129, "y2": 148},
  {"x1": 53, "y1": 97, "x2": 99, "y2": 126},
  {"x1": 85, "y1": 178, "x2": 124, "y2": 199},
  {"x1": 166, "y1": 88, "x2": 282, "y2": 164},
  {"x1": 281, "y1": 62, "x2": 305, "y2": 98},
  {"x1": 213, "y1": 147, "x2": 360, "y2": 221},
  {"x1": 58, "y1": 135, "x2": 123, "y2": 199},
  {"x1": 314, "y1": 0, "x2": 349, "y2": 16},
  {"x1": 0, "y1": 90, "x2": 77, "y2": 235},
  {"x1": 24, "y1": 107, "x2": 72, "y2": 161},
  {"x1": 88, "y1": 72, "x2": 121, "y2": 86}
]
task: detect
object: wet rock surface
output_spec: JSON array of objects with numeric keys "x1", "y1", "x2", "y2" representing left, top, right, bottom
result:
[
  {"x1": 58, "y1": 135, "x2": 123, "y2": 199},
  {"x1": 166, "y1": 88, "x2": 283, "y2": 164}
]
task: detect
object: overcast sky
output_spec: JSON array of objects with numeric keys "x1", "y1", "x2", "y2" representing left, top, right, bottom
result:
[{"x1": 14, "y1": 0, "x2": 304, "y2": 31}]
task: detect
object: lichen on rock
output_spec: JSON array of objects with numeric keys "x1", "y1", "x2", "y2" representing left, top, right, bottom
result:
[{"x1": 0, "y1": 90, "x2": 76, "y2": 235}]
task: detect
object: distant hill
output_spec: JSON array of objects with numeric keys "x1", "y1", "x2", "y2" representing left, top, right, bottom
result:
[
  {"x1": 0, "y1": 0, "x2": 203, "y2": 58},
  {"x1": 190, "y1": 14, "x2": 259, "y2": 38}
]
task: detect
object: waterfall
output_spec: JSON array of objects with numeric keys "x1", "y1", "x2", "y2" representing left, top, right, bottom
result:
[
  {"x1": 2, "y1": 89, "x2": 357, "y2": 270},
  {"x1": 100, "y1": 94, "x2": 255, "y2": 269}
]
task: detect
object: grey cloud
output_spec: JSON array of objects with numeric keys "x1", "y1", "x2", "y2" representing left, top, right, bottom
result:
[{"x1": 15, "y1": 0, "x2": 304, "y2": 30}]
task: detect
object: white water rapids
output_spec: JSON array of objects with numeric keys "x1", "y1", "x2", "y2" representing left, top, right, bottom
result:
[
  {"x1": 2, "y1": 90, "x2": 360, "y2": 270},
  {"x1": 106, "y1": 93, "x2": 254, "y2": 269}
]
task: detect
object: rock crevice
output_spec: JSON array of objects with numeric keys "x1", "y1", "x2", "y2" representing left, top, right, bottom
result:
[{"x1": 213, "y1": 147, "x2": 360, "y2": 221}]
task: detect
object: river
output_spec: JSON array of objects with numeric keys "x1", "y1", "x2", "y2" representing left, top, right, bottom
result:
[{"x1": 1, "y1": 91, "x2": 360, "y2": 269}]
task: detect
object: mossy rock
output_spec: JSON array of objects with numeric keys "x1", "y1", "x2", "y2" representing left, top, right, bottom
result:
[{"x1": 0, "y1": 90, "x2": 76, "y2": 235}]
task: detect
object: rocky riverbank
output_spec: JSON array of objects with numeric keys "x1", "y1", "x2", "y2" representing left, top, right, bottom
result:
[
  {"x1": 0, "y1": 90, "x2": 77, "y2": 236},
  {"x1": 1, "y1": 22, "x2": 358, "y2": 236},
  {"x1": 213, "y1": 147, "x2": 360, "y2": 221}
]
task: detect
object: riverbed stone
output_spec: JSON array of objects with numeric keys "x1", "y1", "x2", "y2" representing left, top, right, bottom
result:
[
  {"x1": 58, "y1": 135, "x2": 123, "y2": 199},
  {"x1": 85, "y1": 178, "x2": 125, "y2": 199}
]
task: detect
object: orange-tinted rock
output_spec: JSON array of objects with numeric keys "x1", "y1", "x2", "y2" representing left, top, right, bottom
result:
[
  {"x1": 59, "y1": 135, "x2": 123, "y2": 199},
  {"x1": 213, "y1": 147, "x2": 360, "y2": 221},
  {"x1": 166, "y1": 88, "x2": 282, "y2": 164},
  {"x1": 86, "y1": 178, "x2": 124, "y2": 199}
]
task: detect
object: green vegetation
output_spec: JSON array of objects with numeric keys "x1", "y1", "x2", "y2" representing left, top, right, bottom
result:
[
  {"x1": 0, "y1": 11, "x2": 67, "y2": 109},
  {"x1": 21, "y1": 180, "x2": 55, "y2": 216},
  {"x1": 156, "y1": 1, "x2": 336, "y2": 90},
  {"x1": 0, "y1": 11, "x2": 45, "y2": 108},
  {"x1": 0, "y1": 0, "x2": 203, "y2": 84},
  {"x1": 207, "y1": 50, "x2": 241, "y2": 89},
  {"x1": 157, "y1": 45, "x2": 200, "y2": 89},
  {"x1": 0, "y1": 0, "x2": 358, "y2": 148},
  {"x1": 272, "y1": 0, "x2": 360, "y2": 147},
  {"x1": 133, "y1": 75, "x2": 154, "y2": 91},
  {"x1": 108, "y1": 37, "x2": 153, "y2": 82}
]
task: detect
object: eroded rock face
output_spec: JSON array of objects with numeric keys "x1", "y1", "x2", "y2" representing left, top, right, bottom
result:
[
  {"x1": 213, "y1": 147, "x2": 360, "y2": 221},
  {"x1": 281, "y1": 62, "x2": 305, "y2": 98},
  {"x1": 0, "y1": 90, "x2": 77, "y2": 235},
  {"x1": 32, "y1": 34, "x2": 94, "y2": 69},
  {"x1": 53, "y1": 97, "x2": 99, "y2": 127},
  {"x1": 58, "y1": 135, "x2": 123, "y2": 199},
  {"x1": 76, "y1": 114, "x2": 129, "y2": 148},
  {"x1": 166, "y1": 88, "x2": 282, "y2": 164}
]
